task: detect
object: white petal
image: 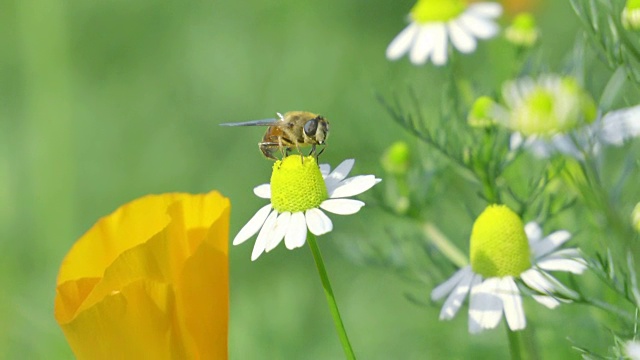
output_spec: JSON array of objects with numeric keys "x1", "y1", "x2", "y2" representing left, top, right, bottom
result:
[
  {"x1": 448, "y1": 20, "x2": 477, "y2": 54},
  {"x1": 458, "y1": 12, "x2": 499, "y2": 39},
  {"x1": 546, "y1": 248, "x2": 582, "y2": 259},
  {"x1": 598, "y1": 105, "x2": 640, "y2": 145},
  {"x1": 265, "y1": 212, "x2": 291, "y2": 252},
  {"x1": 551, "y1": 134, "x2": 582, "y2": 158},
  {"x1": 319, "y1": 164, "x2": 331, "y2": 177},
  {"x1": 430, "y1": 24, "x2": 449, "y2": 66},
  {"x1": 329, "y1": 175, "x2": 380, "y2": 198},
  {"x1": 431, "y1": 266, "x2": 473, "y2": 301},
  {"x1": 532, "y1": 295, "x2": 561, "y2": 309},
  {"x1": 524, "y1": 222, "x2": 543, "y2": 243},
  {"x1": 468, "y1": 3, "x2": 503, "y2": 18},
  {"x1": 233, "y1": 204, "x2": 272, "y2": 245},
  {"x1": 320, "y1": 199, "x2": 365, "y2": 215},
  {"x1": 498, "y1": 277, "x2": 526, "y2": 331},
  {"x1": 305, "y1": 208, "x2": 333, "y2": 236},
  {"x1": 509, "y1": 132, "x2": 524, "y2": 151},
  {"x1": 525, "y1": 137, "x2": 555, "y2": 159},
  {"x1": 537, "y1": 258, "x2": 587, "y2": 274},
  {"x1": 253, "y1": 184, "x2": 271, "y2": 199},
  {"x1": 468, "y1": 277, "x2": 504, "y2": 333},
  {"x1": 520, "y1": 268, "x2": 551, "y2": 294},
  {"x1": 324, "y1": 159, "x2": 355, "y2": 191},
  {"x1": 409, "y1": 24, "x2": 442, "y2": 65},
  {"x1": 532, "y1": 230, "x2": 572, "y2": 258},
  {"x1": 284, "y1": 212, "x2": 307, "y2": 249},
  {"x1": 251, "y1": 210, "x2": 278, "y2": 261},
  {"x1": 386, "y1": 23, "x2": 419, "y2": 60},
  {"x1": 521, "y1": 268, "x2": 578, "y2": 299},
  {"x1": 439, "y1": 269, "x2": 478, "y2": 320}
]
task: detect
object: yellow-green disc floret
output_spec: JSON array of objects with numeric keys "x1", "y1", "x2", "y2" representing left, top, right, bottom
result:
[
  {"x1": 411, "y1": 0, "x2": 465, "y2": 24},
  {"x1": 470, "y1": 205, "x2": 532, "y2": 278},
  {"x1": 270, "y1": 155, "x2": 328, "y2": 213}
]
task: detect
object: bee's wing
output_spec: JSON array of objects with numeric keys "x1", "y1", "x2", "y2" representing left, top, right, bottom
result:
[{"x1": 219, "y1": 118, "x2": 280, "y2": 127}]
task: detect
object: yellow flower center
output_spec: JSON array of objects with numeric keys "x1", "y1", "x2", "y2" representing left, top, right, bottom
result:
[
  {"x1": 470, "y1": 205, "x2": 531, "y2": 278},
  {"x1": 410, "y1": 0, "x2": 465, "y2": 24},
  {"x1": 270, "y1": 155, "x2": 328, "y2": 213},
  {"x1": 628, "y1": 0, "x2": 640, "y2": 10}
]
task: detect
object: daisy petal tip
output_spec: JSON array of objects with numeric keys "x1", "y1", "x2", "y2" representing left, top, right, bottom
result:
[
  {"x1": 253, "y1": 184, "x2": 271, "y2": 199},
  {"x1": 250, "y1": 251, "x2": 262, "y2": 262},
  {"x1": 232, "y1": 235, "x2": 248, "y2": 246}
]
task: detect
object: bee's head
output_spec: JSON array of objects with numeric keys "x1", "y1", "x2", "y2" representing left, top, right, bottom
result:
[{"x1": 303, "y1": 115, "x2": 329, "y2": 144}]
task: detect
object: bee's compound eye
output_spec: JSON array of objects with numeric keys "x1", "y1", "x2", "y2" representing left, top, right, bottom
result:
[{"x1": 303, "y1": 119, "x2": 318, "y2": 136}]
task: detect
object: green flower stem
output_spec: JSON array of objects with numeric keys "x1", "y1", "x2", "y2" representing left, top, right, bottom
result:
[
  {"x1": 506, "y1": 327, "x2": 539, "y2": 360},
  {"x1": 422, "y1": 222, "x2": 468, "y2": 268},
  {"x1": 307, "y1": 233, "x2": 356, "y2": 359},
  {"x1": 506, "y1": 327, "x2": 522, "y2": 360}
]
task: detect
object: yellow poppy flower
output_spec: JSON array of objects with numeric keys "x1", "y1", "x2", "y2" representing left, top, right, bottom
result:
[{"x1": 54, "y1": 191, "x2": 230, "y2": 359}]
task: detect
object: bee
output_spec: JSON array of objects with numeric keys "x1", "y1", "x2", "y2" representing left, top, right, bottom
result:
[{"x1": 220, "y1": 111, "x2": 329, "y2": 160}]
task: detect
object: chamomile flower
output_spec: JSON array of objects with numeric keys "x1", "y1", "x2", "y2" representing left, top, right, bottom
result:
[
  {"x1": 622, "y1": 0, "x2": 640, "y2": 30},
  {"x1": 431, "y1": 205, "x2": 586, "y2": 333},
  {"x1": 510, "y1": 104, "x2": 640, "y2": 159},
  {"x1": 233, "y1": 155, "x2": 381, "y2": 261},
  {"x1": 626, "y1": 340, "x2": 640, "y2": 360},
  {"x1": 386, "y1": 0, "x2": 502, "y2": 66},
  {"x1": 480, "y1": 74, "x2": 640, "y2": 158},
  {"x1": 501, "y1": 75, "x2": 597, "y2": 137}
]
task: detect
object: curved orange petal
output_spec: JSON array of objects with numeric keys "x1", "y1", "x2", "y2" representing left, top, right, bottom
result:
[{"x1": 54, "y1": 191, "x2": 230, "y2": 359}]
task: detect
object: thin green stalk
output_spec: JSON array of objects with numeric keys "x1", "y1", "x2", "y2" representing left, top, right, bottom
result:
[
  {"x1": 506, "y1": 327, "x2": 523, "y2": 360},
  {"x1": 307, "y1": 233, "x2": 356, "y2": 359},
  {"x1": 506, "y1": 327, "x2": 539, "y2": 360},
  {"x1": 422, "y1": 222, "x2": 468, "y2": 268}
]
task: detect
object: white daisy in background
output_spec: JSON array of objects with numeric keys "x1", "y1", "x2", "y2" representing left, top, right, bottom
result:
[
  {"x1": 626, "y1": 340, "x2": 640, "y2": 360},
  {"x1": 622, "y1": 0, "x2": 640, "y2": 30},
  {"x1": 431, "y1": 204, "x2": 586, "y2": 333},
  {"x1": 232, "y1": 155, "x2": 381, "y2": 261},
  {"x1": 386, "y1": 0, "x2": 502, "y2": 66},
  {"x1": 481, "y1": 74, "x2": 640, "y2": 158}
]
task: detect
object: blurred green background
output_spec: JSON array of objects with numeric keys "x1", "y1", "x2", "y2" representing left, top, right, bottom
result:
[{"x1": 0, "y1": 0, "x2": 623, "y2": 358}]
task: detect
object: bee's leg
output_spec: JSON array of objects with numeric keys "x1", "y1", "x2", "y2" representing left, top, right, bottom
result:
[
  {"x1": 259, "y1": 142, "x2": 279, "y2": 160},
  {"x1": 316, "y1": 145, "x2": 326, "y2": 162},
  {"x1": 293, "y1": 143, "x2": 304, "y2": 164},
  {"x1": 278, "y1": 137, "x2": 287, "y2": 159},
  {"x1": 308, "y1": 144, "x2": 316, "y2": 156}
]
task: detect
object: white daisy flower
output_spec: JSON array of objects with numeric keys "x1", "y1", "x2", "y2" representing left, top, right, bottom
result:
[
  {"x1": 510, "y1": 104, "x2": 640, "y2": 159},
  {"x1": 501, "y1": 75, "x2": 597, "y2": 137},
  {"x1": 431, "y1": 205, "x2": 586, "y2": 333},
  {"x1": 626, "y1": 340, "x2": 640, "y2": 360},
  {"x1": 475, "y1": 74, "x2": 640, "y2": 158},
  {"x1": 510, "y1": 105, "x2": 640, "y2": 159},
  {"x1": 386, "y1": 0, "x2": 502, "y2": 66},
  {"x1": 622, "y1": 0, "x2": 640, "y2": 30},
  {"x1": 233, "y1": 155, "x2": 381, "y2": 261}
]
